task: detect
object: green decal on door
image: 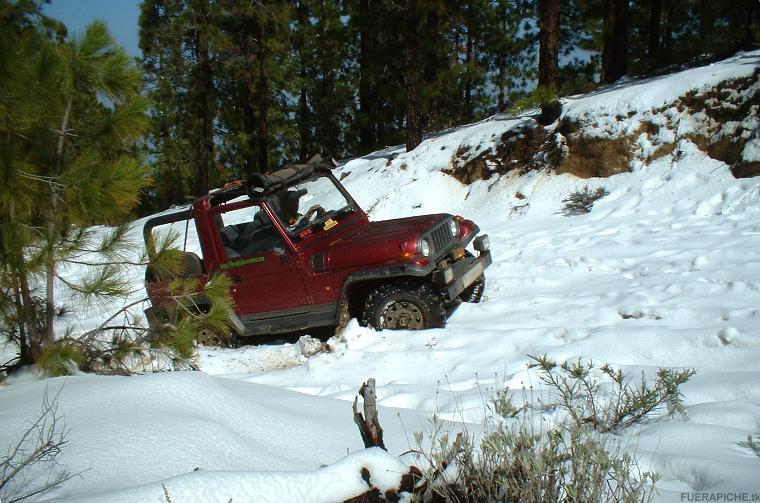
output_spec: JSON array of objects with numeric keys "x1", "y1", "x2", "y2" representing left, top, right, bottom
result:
[{"x1": 221, "y1": 256, "x2": 265, "y2": 270}]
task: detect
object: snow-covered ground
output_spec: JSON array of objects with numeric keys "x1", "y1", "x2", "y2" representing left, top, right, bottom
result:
[{"x1": 1, "y1": 51, "x2": 760, "y2": 502}]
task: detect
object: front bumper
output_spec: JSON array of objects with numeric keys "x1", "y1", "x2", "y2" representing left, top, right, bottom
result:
[{"x1": 435, "y1": 244, "x2": 492, "y2": 300}]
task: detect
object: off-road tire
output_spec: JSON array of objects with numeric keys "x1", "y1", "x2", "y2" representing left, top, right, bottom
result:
[
  {"x1": 459, "y1": 275, "x2": 485, "y2": 303},
  {"x1": 362, "y1": 283, "x2": 445, "y2": 330},
  {"x1": 196, "y1": 328, "x2": 228, "y2": 347}
]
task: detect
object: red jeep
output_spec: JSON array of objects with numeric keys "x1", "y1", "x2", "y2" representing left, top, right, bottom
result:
[{"x1": 143, "y1": 158, "x2": 491, "y2": 340}]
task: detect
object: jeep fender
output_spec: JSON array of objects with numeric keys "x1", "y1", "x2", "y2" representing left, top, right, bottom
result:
[{"x1": 336, "y1": 260, "x2": 437, "y2": 317}]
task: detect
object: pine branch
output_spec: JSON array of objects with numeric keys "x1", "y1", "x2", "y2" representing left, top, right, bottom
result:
[
  {"x1": 16, "y1": 171, "x2": 65, "y2": 190},
  {"x1": 0, "y1": 356, "x2": 21, "y2": 375},
  {"x1": 78, "y1": 297, "x2": 149, "y2": 344},
  {"x1": 62, "y1": 258, "x2": 147, "y2": 268}
]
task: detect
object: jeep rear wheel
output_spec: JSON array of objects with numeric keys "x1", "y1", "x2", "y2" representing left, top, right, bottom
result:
[
  {"x1": 362, "y1": 283, "x2": 445, "y2": 330},
  {"x1": 197, "y1": 328, "x2": 227, "y2": 347}
]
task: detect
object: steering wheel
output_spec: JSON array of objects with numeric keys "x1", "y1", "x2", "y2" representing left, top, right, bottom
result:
[{"x1": 300, "y1": 204, "x2": 326, "y2": 222}]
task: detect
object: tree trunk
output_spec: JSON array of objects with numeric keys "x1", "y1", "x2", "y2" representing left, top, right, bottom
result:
[
  {"x1": 19, "y1": 271, "x2": 42, "y2": 361},
  {"x1": 194, "y1": 4, "x2": 213, "y2": 196},
  {"x1": 255, "y1": 19, "x2": 269, "y2": 172},
  {"x1": 357, "y1": 0, "x2": 375, "y2": 154},
  {"x1": 45, "y1": 196, "x2": 57, "y2": 348},
  {"x1": 663, "y1": 0, "x2": 675, "y2": 58},
  {"x1": 352, "y1": 378, "x2": 386, "y2": 450},
  {"x1": 464, "y1": 21, "x2": 474, "y2": 122},
  {"x1": 648, "y1": 0, "x2": 662, "y2": 65},
  {"x1": 404, "y1": 0, "x2": 422, "y2": 152},
  {"x1": 698, "y1": 0, "x2": 711, "y2": 40},
  {"x1": 601, "y1": 0, "x2": 627, "y2": 83},
  {"x1": 744, "y1": 0, "x2": 759, "y2": 47},
  {"x1": 12, "y1": 287, "x2": 29, "y2": 363},
  {"x1": 423, "y1": 4, "x2": 442, "y2": 129},
  {"x1": 538, "y1": 0, "x2": 560, "y2": 92},
  {"x1": 611, "y1": 0, "x2": 627, "y2": 79},
  {"x1": 497, "y1": 0, "x2": 507, "y2": 112},
  {"x1": 42, "y1": 95, "x2": 73, "y2": 351},
  {"x1": 242, "y1": 76, "x2": 257, "y2": 177},
  {"x1": 296, "y1": 0, "x2": 309, "y2": 161}
]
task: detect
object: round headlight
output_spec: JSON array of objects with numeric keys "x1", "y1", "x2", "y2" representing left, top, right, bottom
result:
[
  {"x1": 448, "y1": 219, "x2": 460, "y2": 238},
  {"x1": 418, "y1": 238, "x2": 431, "y2": 257}
]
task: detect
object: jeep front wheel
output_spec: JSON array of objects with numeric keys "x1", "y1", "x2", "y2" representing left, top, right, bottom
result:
[{"x1": 362, "y1": 283, "x2": 445, "y2": 330}]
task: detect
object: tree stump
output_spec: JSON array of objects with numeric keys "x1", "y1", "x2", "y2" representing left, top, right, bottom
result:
[{"x1": 353, "y1": 378, "x2": 386, "y2": 450}]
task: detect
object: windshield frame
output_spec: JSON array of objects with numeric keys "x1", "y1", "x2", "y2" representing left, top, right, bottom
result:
[{"x1": 265, "y1": 171, "x2": 361, "y2": 241}]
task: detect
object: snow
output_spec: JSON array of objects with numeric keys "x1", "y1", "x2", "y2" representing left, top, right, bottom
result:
[
  {"x1": 70, "y1": 448, "x2": 412, "y2": 503},
  {"x1": 744, "y1": 138, "x2": 760, "y2": 162},
  {"x1": 0, "y1": 373, "x2": 427, "y2": 502},
  {"x1": 566, "y1": 51, "x2": 759, "y2": 119},
  {"x1": 2, "y1": 50, "x2": 760, "y2": 502}
]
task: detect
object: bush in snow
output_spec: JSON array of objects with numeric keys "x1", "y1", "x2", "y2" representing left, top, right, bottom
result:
[
  {"x1": 739, "y1": 435, "x2": 760, "y2": 459},
  {"x1": 411, "y1": 358, "x2": 695, "y2": 502},
  {"x1": 561, "y1": 186, "x2": 609, "y2": 216},
  {"x1": 529, "y1": 355, "x2": 696, "y2": 433},
  {"x1": 413, "y1": 416, "x2": 658, "y2": 503}
]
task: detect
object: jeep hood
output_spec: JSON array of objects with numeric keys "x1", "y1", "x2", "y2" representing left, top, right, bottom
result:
[{"x1": 322, "y1": 214, "x2": 448, "y2": 270}]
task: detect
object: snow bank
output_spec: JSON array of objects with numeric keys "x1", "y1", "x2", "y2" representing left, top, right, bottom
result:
[
  {"x1": 0, "y1": 373, "x2": 430, "y2": 501},
  {"x1": 62, "y1": 448, "x2": 411, "y2": 503}
]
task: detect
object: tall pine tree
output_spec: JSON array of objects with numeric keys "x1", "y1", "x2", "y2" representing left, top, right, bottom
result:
[{"x1": 1, "y1": 4, "x2": 149, "y2": 365}]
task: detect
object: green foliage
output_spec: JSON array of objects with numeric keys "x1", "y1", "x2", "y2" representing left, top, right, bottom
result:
[
  {"x1": 561, "y1": 186, "x2": 609, "y2": 216},
  {"x1": 138, "y1": 0, "x2": 544, "y2": 205},
  {"x1": 558, "y1": 57, "x2": 600, "y2": 96},
  {"x1": 158, "y1": 317, "x2": 199, "y2": 360},
  {"x1": 148, "y1": 271, "x2": 236, "y2": 355},
  {"x1": 529, "y1": 355, "x2": 695, "y2": 432},
  {"x1": 28, "y1": 239, "x2": 229, "y2": 376},
  {"x1": 135, "y1": 0, "x2": 758, "y2": 209},
  {"x1": 0, "y1": 3, "x2": 150, "y2": 366},
  {"x1": 145, "y1": 230, "x2": 185, "y2": 279},
  {"x1": 506, "y1": 85, "x2": 558, "y2": 116},
  {"x1": 37, "y1": 340, "x2": 85, "y2": 377}
]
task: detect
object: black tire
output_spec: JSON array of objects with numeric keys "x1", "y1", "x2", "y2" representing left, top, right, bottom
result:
[
  {"x1": 459, "y1": 275, "x2": 485, "y2": 303},
  {"x1": 362, "y1": 283, "x2": 445, "y2": 330},
  {"x1": 197, "y1": 327, "x2": 235, "y2": 347}
]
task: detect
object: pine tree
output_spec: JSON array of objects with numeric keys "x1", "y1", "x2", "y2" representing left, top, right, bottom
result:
[
  {"x1": 140, "y1": 0, "x2": 221, "y2": 204},
  {"x1": 1, "y1": 4, "x2": 150, "y2": 366},
  {"x1": 648, "y1": 0, "x2": 662, "y2": 65},
  {"x1": 139, "y1": 0, "x2": 195, "y2": 210},
  {"x1": 405, "y1": 0, "x2": 422, "y2": 151},
  {"x1": 483, "y1": 0, "x2": 535, "y2": 110},
  {"x1": 601, "y1": 0, "x2": 627, "y2": 83},
  {"x1": 538, "y1": 0, "x2": 561, "y2": 92},
  {"x1": 290, "y1": 0, "x2": 354, "y2": 159},
  {"x1": 352, "y1": 0, "x2": 375, "y2": 154}
]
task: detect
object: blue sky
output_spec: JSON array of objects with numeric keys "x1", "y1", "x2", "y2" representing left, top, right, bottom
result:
[{"x1": 43, "y1": 0, "x2": 142, "y2": 57}]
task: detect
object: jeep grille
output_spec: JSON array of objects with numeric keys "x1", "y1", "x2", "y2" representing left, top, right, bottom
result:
[{"x1": 429, "y1": 220, "x2": 455, "y2": 257}]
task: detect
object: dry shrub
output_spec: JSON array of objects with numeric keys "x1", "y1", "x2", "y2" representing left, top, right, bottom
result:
[
  {"x1": 412, "y1": 358, "x2": 696, "y2": 503},
  {"x1": 561, "y1": 186, "x2": 609, "y2": 216}
]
